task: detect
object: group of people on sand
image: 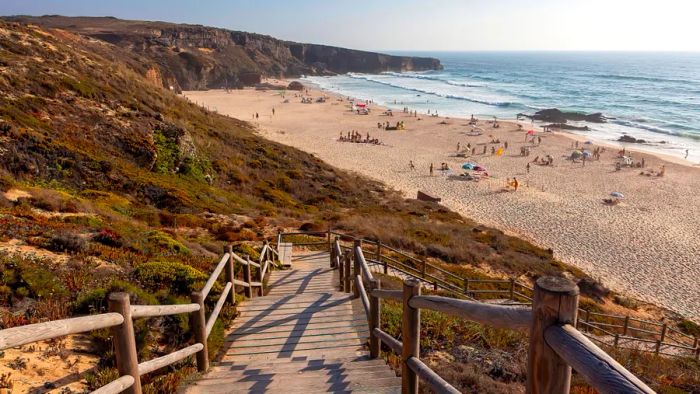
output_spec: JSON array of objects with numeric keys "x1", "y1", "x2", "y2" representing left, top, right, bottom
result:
[
  {"x1": 339, "y1": 131, "x2": 381, "y2": 145},
  {"x1": 378, "y1": 121, "x2": 405, "y2": 130}
]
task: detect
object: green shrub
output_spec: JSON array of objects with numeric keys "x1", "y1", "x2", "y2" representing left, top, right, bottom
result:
[
  {"x1": 232, "y1": 243, "x2": 260, "y2": 262},
  {"x1": 21, "y1": 266, "x2": 68, "y2": 299},
  {"x1": 74, "y1": 280, "x2": 159, "y2": 314},
  {"x1": 678, "y1": 319, "x2": 700, "y2": 337},
  {"x1": 147, "y1": 230, "x2": 190, "y2": 255},
  {"x1": 134, "y1": 261, "x2": 208, "y2": 295}
]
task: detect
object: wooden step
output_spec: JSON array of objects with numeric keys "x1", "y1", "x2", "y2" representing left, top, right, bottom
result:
[{"x1": 226, "y1": 337, "x2": 367, "y2": 355}]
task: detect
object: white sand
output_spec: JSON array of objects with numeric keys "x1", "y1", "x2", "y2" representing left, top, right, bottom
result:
[{"x1": 185, "y1": 82, "x2": 700, "y2": 320}]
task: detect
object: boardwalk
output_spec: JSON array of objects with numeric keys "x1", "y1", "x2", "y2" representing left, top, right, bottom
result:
[{"x1": 182, "y1": 251, "x2": 401, "y2": 393}]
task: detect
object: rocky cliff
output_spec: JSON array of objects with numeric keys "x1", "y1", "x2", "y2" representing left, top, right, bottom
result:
[{"x1": 4, "y1": 16, "x2": 442, "y2": 91}]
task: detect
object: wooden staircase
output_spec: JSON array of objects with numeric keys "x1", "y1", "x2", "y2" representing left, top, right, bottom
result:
[{"x1": 181, "y1": 251, "x2": 401, "y2": 393}]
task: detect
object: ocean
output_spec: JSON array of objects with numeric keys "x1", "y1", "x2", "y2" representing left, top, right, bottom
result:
[{"x1": 303, "y1": 51, "x2": 700, "y2": 163}]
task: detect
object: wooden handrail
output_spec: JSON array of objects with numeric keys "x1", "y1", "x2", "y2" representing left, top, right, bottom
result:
[
  {"x1": 545, "y1": 324, "x2": 655, "y2": 393},
  {"x1": 130, "y1": 304, "x2": 200, "y2": 319},
  {"x1": 371, "y1": 289, "x2": 402, "y2": 300},
  {"x1": 206, "y1": 282, "x2": 233, "y2": 338},
  {"x1": 0, "y1": 313, "x2": 124, "y2": 350},
  {"x1": 91, "y1": 375, "x2": 135, "y2": 394},
  {"x1": 355, "y1": 275, "x2": 370, "y2": 321},
  {"x1": 373, "y1": 328, "x2": 403, "y2": 354},
  {"x1": 406, "y1": 357, "x2": 461, "y2": 394},
  {"x1": 137, "y1": 343, "x2": 204, "y2": 376},
  {"x1": 201, "y1": 253, "x2": 230, "y2": 299},
  {"x1": 354, "y1": 245, "x2": 374, "y2": 282},
  {"x1": 408, "y1": 295, "x2": 532, "y2": 332}
]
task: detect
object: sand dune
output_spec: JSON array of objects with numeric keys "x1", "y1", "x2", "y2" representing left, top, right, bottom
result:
[{"x1": 185, "y1": 82, "x2": 700, "y2": 320}]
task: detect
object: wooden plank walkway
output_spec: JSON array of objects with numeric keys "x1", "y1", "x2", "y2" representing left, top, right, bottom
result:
[{"x1": 182, "y1": 251, "x2": 401, "y2": 393}]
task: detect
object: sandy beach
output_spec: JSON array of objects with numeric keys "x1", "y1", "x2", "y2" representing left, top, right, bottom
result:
[{"x1": 185, "y1": 81, "x2": 700, "y2": 320}]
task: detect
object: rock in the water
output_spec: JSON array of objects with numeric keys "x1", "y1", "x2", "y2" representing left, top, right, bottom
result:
[
  {"x1": 519, "y1": 108, "x2": 607, "y2": 123},
  {"x1": 617, "y1": 135, "x2": 646, "y2": 143},
  {"x1": 287, "y1": 81, "x2": 304, "y2": 91}
]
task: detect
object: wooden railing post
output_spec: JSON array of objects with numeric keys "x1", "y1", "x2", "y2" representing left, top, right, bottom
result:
[
  {"x1": 402, "y1": 279, "x2": 421, "y2": 394},
  {"x1": 353, "y1": 240, "x2": 361, "y2": 298},
  {"x1": 622, "y1": 315, "x2": 629, "y2": 336},
  {"x1": 190, "y1": 291, "x2": 209, "y2": 372},
  {"x1": 376, "y1": 239, "x2": 382, "y2": 262},
  {"x1": 277, "y1": 231, "x2": 282, "y2": 247},
  {"x1": 224, "y1": 245, "x2": 236, "y2": 306},
  {"x1": 243, "y1": 255, "x2": 253, "y2": 298},
  {"x1": 583, "y1": 309, "x2": 591, "y2": 333},
  {"x1": 338, "y1": 252, "x2": 345, "y2": 289},
  {"x1": 331, "y1": 236, "x2": 339, "y2": 268},
  {"x1": 255, "y1": 254, "x2": 265, "y2": 296},
  {"x1": 656, "y1": 323, "x2": 667, "y2": 354},
  {"x1": 526, "y1": 276, "x2": 579, "y2": 394},
  {"x1": 108, "y1": 293, "x2": 142, "y2": 394},
  {"x1": 344, "y1": 250, "x2": 352, "y2": 293},
  {"x1": 509, "y1": 278, "x2": 515, "y2": 301},
  {"x1": 327, "y1": 227, "x2": 332, "y2": 253},
  {"x1": 369, "y1": 278, "x2": 381, "y2": 359}
]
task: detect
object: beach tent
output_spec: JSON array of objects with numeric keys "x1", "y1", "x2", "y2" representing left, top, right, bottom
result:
[{"x1": 462, "y1": 163, "x2": 477, "y2": 170}]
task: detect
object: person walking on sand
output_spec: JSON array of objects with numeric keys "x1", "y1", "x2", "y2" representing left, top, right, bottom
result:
[
  {"x1": 685, "y1": 149, "x2": 689, "y2": 159},
  {"x1": 526, "y1": 163, "x2": 530, "y2": 174},
  {"x1": 429, "y1": 163, "x2": 434, "y2": 176},
  {"x1": 483, "y1": 145, "x2": 487, "y2": 155},
  {"x1": 256, "y1": 112, "x2": 259, "y2": 119},
  {"x1": 409, "y1": 160, "x2": 415, "y2": 171},
  {"x1": 457, "y1": 142, "x2": 461, "y2": 152},
  {"x1": 504, "y1": 141, "x2": 508, "y2": 150},
  {"x1": 513, "y1": 177, "x2": 519, "y2": 191}
]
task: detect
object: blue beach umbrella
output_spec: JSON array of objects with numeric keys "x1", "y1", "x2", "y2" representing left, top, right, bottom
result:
[
  {"x1": 610, "y1": 191, "x2": 624, "y2": 198},
  {"x1": 462, "y1": 163, "x2": 476, "y2": 170}
]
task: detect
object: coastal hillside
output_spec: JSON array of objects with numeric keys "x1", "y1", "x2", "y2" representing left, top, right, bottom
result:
[
  {"x1": 1, "y1": 19, "x2": 698, "y2": 394},
  {"x1": 3, "y1": 15, "x2": 442, "y2": 91}
]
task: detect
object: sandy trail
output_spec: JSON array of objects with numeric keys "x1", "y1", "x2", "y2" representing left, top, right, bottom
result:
[{"x1": 185, "y1": 83, "x2": 700, "y2": 320}]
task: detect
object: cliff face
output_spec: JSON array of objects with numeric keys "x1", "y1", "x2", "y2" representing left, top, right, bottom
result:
[{"x1": 4, "y1": 16, "x2": 442, "y2": 91}]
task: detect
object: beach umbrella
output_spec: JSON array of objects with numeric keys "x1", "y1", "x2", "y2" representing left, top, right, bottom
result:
[
  {"x1": 474, "y1": 165, "x2": 486, "y2": 171},
  {"x1": 462, "y1": 163, "x2": 476, "y2": 170},
  {"x1": 611, "y1": 191, "x2": 624, "y2": 198},
  {"x1": 570, "y1": 150, "x2": 582, "y2": 159},
  {"x1": 585, "y1": 140, "x2": 593, "y2": 144},
  {"x1": 582, "y1": 150, "x2": 592, "y2": 157}
]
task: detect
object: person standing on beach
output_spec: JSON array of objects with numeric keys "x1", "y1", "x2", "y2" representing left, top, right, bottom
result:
[
  {"x1": 504, "y1": 141, "x2": 508, "y2": 150},
  {"x1": 272, "y1": 107, "x2": 275, "y2": 115},
  {"x1": 457, "y1": 142, "x2": 461, "y2": 152},
  {"x1": 483, "y1": 146, "x2": 487, "y2": 155},
  {"x1": 429, "y1": 163, "x2": 434, "y2": 176},
  {"x1": 685, "y1": 149, "x2": 689, "y2": 159},
  {"x1": 513, "y1": 177, "x2": 519, "y2": 191},
  {"x1": 409, "y1": 161, "x2": 415, "y2": 171},
  {"x1": 526, "y1": 163, "x2": 530, "y2": 174},
  {"x1": 255, "y1": 112, "x2": 259, "y2": 119}
]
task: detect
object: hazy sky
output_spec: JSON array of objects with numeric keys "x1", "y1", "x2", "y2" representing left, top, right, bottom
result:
[{"x1": 2, "y1": 0, "x2": 700, "y2": 51}]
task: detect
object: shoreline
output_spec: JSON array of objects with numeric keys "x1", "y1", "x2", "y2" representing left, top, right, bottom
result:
[
  {"x1": 184, "y1": 81, "x2": 700, "y2": 321},
  {"x1": 303, "y1": 78, "x2": 700, "y2": 169}
]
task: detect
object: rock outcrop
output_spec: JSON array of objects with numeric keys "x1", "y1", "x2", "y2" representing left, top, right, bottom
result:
[
  {"x1": 5, "y1": 16, "x2": 442, "y2": 91},
  {"x1": 617, "y1": 135, "x2": 647, "y2": 143},
  {"x1": 519, "y1": 108, "x2": 607, "y2": 124}
]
